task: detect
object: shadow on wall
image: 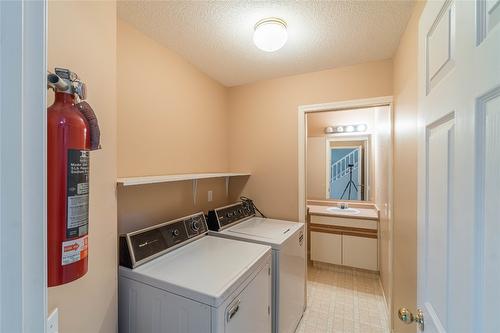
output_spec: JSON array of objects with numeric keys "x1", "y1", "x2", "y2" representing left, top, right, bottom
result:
[{"x1": 117, "y1": 176, "x2": 249, "y2": 234}]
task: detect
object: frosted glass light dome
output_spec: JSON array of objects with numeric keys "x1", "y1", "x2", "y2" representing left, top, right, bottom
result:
[{"x1": 253, "y1": 18, "x2": 288, "y2": 52}]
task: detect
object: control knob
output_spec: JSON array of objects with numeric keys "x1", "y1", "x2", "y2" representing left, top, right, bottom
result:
[
  {"x1": 192, "y1": 221, "x2": 200, "y2": 231},
  {"x1": 172, "y1": 229, "x2": 180, "y2": 237}
]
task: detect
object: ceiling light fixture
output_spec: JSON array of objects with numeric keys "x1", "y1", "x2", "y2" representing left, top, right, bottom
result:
[
  {"x1": 253, "y1": 18, "x2": 288, "y2": 52},
  {"x1": 325, "y1": 124, "x2": 368, "y2": 134}
]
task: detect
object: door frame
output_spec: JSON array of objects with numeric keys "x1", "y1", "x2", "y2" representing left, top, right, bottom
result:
[
  {"x1": 0, "y1": 1, "x2": 47, "y2": 332},
  {"x1": 297, "y1": 96, "x2": 393, "y2": 321}
]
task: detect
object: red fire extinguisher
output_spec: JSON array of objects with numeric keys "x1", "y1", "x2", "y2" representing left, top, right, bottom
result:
[{"x1": 47, "y1": 68, "x2": 100, "y2": 287}]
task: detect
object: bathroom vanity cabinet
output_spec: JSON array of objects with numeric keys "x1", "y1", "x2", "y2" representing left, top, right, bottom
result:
[{"x1": 308, "y1": 205, "x2": 379, "y2": 271}]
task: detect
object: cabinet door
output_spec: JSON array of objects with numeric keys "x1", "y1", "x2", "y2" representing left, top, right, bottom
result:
[
  {"x1": 342, "y1": 235, "x2": 378, "y2": 270},
  {"x1": 310, "y1": 231, "x2": 342, "y2": 265}
]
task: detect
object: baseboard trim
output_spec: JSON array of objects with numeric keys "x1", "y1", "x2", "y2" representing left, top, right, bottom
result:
[{"x1": 378, "y1": 277, "x2": 392, "y2": 332}]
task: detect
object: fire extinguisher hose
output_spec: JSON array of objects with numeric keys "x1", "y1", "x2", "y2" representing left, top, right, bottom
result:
[{"x1": 77, "y1": 101, "x2": 101, "y2": 150}]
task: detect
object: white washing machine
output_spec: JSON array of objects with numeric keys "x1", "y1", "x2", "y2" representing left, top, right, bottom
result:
[
  {"x1": 207, "y1": 200, "x2": 306, "y2": 333},
  {"x1": 119, "y1": 212, "x2": 272, "y2": 333}
]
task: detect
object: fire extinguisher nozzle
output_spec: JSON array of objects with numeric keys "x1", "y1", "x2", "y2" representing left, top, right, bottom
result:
[{"x1": 47, "y1": 73, "x2": 69, "y2": 91}]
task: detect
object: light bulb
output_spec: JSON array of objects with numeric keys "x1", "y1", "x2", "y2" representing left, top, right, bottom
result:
[
  {"x1": 356, "y1": 124, "x2": 367, "y2": 132},
  {"x1": 345, "y1": 125, "x2": 354, "y2": 132}
]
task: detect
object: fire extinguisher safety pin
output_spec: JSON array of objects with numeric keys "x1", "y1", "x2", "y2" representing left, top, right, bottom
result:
[{"x1": 47, "y1": 68, "x2": 87, "y2": 100}]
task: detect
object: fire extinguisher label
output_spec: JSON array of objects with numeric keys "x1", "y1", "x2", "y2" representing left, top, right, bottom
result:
[
  {"x1": 66, "y1": 149, "x2": 89, "y2": 238},
  {"x1": 62, "y1": 235, "x2": 88, "y2": 266}
]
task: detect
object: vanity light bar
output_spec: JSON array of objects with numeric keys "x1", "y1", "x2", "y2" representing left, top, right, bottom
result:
[{"x1": 325, "y1": 124, "x2": 367, "y2": 134}]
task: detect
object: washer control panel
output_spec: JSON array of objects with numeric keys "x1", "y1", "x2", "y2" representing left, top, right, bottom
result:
[
  {"x1": 207, "y1": 201, "x2": 255, "y2": 231},
  {"x1": 119, "y1": 212, "x2": 208, "y2": 268}
]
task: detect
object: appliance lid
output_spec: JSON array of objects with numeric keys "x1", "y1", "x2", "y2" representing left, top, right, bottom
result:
[
  {"x1": 224, "y1": 217, "x2": 304, "y2": 245},
  {"x1": 119, "y1": 235, "x2": 271, "y2": 307}
]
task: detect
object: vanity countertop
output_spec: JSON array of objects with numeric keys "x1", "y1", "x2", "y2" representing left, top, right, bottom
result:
[{"x1": 307, "y1": 204, "x2": 379, "y2": 221}]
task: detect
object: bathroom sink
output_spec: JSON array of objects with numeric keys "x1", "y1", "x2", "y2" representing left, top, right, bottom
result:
[{"x1": 326, "y1": 207, "x2": 360, "y2": 215}]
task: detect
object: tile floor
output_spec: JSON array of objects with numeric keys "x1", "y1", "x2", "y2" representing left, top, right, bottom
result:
[{"x1": 295, "y1": 263, "x2": 390, "y2": 333}]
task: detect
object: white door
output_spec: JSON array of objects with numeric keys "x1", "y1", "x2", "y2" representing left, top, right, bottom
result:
[{"x1": 404, "y1": 1, "x2": 500, "y2": 332}]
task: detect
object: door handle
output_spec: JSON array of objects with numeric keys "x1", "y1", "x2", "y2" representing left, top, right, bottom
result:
[{"x1": 398, "y1": 307, "x2": 424, "y2": 331}]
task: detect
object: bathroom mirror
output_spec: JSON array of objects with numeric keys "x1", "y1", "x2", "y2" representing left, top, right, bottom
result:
[
  {"x1": 325, "y1": 136, "x2": 370, "y2": 201},
  {"x1": 306, "y1": 106, "x2": 392, "y2": 203}
]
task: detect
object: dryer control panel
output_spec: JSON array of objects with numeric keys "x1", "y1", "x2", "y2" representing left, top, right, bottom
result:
[
  {"x1": 207, "y1": 201, "x2": 255, "y2": 231},
  {"x1": 119, "y1": 212, "x2": 207, "y2": 268}
]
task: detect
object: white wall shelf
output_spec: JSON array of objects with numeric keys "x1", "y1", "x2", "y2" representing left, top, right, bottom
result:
[
  {"x1": 117, "y1": 173, "x2": 251, "y2": 204},
  {"x1": 117, "y1": 172, "x2": 250, "y2": 186}
]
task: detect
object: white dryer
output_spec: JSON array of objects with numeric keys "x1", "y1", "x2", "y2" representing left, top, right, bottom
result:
[
  {"x1": 207, "y1": 200, "x2": 306, "y2": 333},
  {"x1": 119, "y1": 212, "x2": 272, "y2": 333}
]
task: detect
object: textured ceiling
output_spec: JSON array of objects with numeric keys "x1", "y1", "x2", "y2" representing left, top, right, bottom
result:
[{"x1": 118, "y1": 1, "x2": 415, "y2": 87}]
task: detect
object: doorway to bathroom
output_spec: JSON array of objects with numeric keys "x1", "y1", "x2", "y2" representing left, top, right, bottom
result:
[{"x1": 297, "y1": 97, "x2": 394, "y2": 332}]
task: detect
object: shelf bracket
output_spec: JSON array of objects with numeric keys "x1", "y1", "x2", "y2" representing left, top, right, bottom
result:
[
  {"x1": 225, "y1": 176, "x2": 230, "y2": 197},
  {"x1": 192, "y1": 179, "x2": 198, "y2": 205}
]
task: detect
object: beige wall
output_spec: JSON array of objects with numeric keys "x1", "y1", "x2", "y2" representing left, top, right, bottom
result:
[
  {"x1": 228, "y1": 60, "x2": 393, "y2": 221},
  {"x1": 117, "y1": 177, "x2": 247, "y2": 234},
  {"x1": 47, "y1": 1, "x2": 118, "y2": 332},
  {"x1": 117, "y1": 19, "x2": 237, "y2": 233},
  {"x1": 117, "y1": 19, "x2": 229, "y2": 177},
  {"x1": 392, "y1": 2, "x2": 424, "y2": 332}
]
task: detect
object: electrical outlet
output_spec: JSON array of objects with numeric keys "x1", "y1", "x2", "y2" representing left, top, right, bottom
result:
[
  {"x1": 47, "y1": 308, "x2": 58, "y2": 333},
  {"x1": 208, "y1": 190, "x2": 213, "y2": 202}
]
